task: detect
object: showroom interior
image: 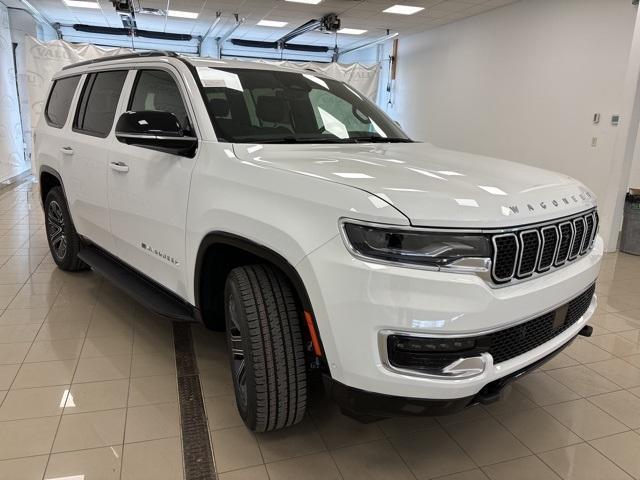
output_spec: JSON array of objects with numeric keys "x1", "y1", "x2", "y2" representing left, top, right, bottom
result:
[{"x1": 2, "y1": 0, "x2": 640, "y2": 479}]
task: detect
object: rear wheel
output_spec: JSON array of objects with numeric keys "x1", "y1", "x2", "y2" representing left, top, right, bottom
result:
[
  {"x1": 224, "y1": 264, "x2": 307, "y2": 432},
  {"x1": 44, "y1": 187, "x2": 88, "y2": 272}
]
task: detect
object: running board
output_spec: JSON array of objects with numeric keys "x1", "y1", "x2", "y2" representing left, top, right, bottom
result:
[{"x1": 78, "y1": 245, "x2": 195, "y2": 321}]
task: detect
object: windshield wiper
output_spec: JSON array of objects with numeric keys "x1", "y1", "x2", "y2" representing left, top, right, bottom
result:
[{"x1": 240, "y1": 137, "x2": 348, "y2": 144}]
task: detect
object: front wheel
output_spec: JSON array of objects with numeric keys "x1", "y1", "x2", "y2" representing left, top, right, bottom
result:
[{"x1": 224, "y1": 264, "x2": 307, "y2": 432}]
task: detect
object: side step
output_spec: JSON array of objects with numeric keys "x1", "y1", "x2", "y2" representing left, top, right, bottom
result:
[{"x1": 78, "y1": 245, "x2": 195, "y2": 321}]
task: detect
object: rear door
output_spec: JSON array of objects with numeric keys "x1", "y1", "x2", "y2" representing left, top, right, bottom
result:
[
  {"x1": 106, "y1": 67, "x2": 198, "y2": 298},
  {"x1": 61, "y1": 69, "x2": 128, "y2": 251}
]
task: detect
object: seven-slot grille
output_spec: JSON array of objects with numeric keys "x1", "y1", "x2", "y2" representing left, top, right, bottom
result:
[{"x1": 492, "y1": 210, "x2": 598, "y2": 284}]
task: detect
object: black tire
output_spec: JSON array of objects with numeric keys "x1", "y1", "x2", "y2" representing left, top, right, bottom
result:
[
  {"x1": 44, "y1": 186, "x2": 88, "y2": 272},
  {"x1": 224, "y1": 264, "x2": 307, "y2": 432}
]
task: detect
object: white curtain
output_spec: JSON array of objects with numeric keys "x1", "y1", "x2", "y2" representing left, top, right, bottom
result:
[
  {"x1": 255, "y1": 60, "x2": 380, "y2": 101},
  {"x1": 25, "y1": 37, "x2": 133, "y2": 173},
  {"x1": 0, "y1": 6, "x2": 28, "y2": 183}
]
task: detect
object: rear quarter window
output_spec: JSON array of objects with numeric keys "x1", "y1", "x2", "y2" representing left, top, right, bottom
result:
[
  {"x1": 74, "y1": 70, "x2": 128, "y2": 138},
  {"x1": 45, "y1": 76, "x2": 80, "y2": 128}
]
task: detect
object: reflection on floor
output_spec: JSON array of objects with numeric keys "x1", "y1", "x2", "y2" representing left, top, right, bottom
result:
[{"x1": 1, "y1": 180, "x2": 640, "y2": 480}]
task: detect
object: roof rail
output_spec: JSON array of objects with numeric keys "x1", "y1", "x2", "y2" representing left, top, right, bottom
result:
[{"x1": 62, "y1": 51, "x2": 179, "y2": 70}]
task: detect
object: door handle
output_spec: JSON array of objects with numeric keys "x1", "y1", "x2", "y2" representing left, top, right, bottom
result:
[
  {"x1": 60, "y1": 146, "x2": 74, "y2": 155},
  {"x1": 109, "y1": 161, "x2": 129, "y2": 173}
]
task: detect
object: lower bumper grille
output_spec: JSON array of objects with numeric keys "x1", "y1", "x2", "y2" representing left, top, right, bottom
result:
[{"x1": 386, "y1": 283, "x2": 596, "y2": 374}]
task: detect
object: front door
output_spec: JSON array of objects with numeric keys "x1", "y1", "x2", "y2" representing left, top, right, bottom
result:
[{"x1": 107, "y1": 67, "x2": 198, "y2": 298}]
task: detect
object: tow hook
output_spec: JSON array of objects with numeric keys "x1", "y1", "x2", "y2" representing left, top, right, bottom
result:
[{"x1": 578, "y1": 325, "x2": 593, "y2": 338}]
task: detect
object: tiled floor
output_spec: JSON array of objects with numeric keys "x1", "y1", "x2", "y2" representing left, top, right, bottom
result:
[{"x1": 1, "y1": 179, "x2": 640, "y2": 480}]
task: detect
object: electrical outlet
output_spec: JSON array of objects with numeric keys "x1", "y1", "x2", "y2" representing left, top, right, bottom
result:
[{"x1": 591, "y1": 137, "x2": 598, "y2": 147}]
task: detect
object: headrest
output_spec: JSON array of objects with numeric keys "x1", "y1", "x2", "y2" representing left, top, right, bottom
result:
[
  {"x1": 256, "y1": 96, "x2": 286, "y2": 123},
  {"x1": 209, "y1": 98, "x2": 230, "y2": 117}
]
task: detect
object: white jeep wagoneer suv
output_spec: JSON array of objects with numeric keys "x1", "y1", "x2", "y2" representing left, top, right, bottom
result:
[{"x1": 35, "y1": 51, "x2": 602, "y2": 432}]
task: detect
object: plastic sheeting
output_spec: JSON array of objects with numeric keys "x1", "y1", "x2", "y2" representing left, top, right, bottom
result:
[
  {"x1": 255, "y1": 60, "x2": 380, "y2": 101},
  {"x1": 0, "y1": 6, "x2": 28, "y2": 182}
]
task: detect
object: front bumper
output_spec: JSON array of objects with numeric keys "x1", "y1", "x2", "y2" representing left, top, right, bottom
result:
[
  {"x1": 297, "y1": 234, "x2": 603, "y2": 400},
  {"x1": 325, "y1": 326, "x2": 587, "y2": 419}
]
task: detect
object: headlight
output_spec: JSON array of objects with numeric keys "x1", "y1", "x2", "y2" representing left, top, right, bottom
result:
[{"x1": 341, "y1": 221, "x2": 491, "y2": 269}]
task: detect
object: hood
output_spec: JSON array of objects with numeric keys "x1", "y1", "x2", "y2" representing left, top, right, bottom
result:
[{"x1": 233, "y1": 142, "x2": 596, "y2": 229}]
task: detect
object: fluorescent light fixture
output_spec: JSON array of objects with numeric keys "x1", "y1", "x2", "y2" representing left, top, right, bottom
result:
[
  {"x1": 257, "y1": 19, "x2": 288, "y2": 28},
  {"x1": 383, "y1": 4, "x2": 425, "y2": 15},
  {"x1": 62, "y1": 0, "x2": 99, "y2": 9},
  {"x1": 167, "y1": 9, "x2": 199, "y2": 18},
  {"x1": 338, "y1": 28, "x2": 368, "y2": 35},
  {"x1": 285, "y1": 0, "x2": 322, "y2": 3}
]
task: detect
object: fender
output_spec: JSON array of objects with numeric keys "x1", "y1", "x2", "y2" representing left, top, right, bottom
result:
[
  {"x1": 39, "y1": 165, "x2": 66, "y2": 206},
  {"x1": 194, "y1": 231, "x2": 326, "y2": 358}
]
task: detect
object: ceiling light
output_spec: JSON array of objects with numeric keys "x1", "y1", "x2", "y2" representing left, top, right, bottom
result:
[
  {"x1": 338, "y1": 28, "x2": 367, "y2": 35},
  {"x1": 167, "y1": 9, "x2": 198, "y2": 19},
  {"x1": 257, "y1": 19, "x2": 288, "y2": 27},
  {"x1": 62, "y1": 0, "x2": 99, "y2": 9},
  {"x1": 285, "y1": 0, "x2": 322, "y2": 4},
  {"x1": 383, "y1": 4, "x2": 425, "y2": 15}
]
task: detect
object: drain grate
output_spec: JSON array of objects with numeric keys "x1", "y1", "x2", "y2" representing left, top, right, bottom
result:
[{"x1": 173, "y1": 322, "x2": 217, "y2": 480}]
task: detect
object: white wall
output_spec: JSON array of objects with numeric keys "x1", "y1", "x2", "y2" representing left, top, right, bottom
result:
[{"x1": 389, "y1": 0, "x2": 637, "y2": 251}]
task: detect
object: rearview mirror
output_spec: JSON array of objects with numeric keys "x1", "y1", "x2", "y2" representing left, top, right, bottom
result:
[{"x1": 115, "y1": 111, "x2": 197, "y2": 157}]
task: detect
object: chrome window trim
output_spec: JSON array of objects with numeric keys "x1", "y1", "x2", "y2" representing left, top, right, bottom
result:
[
  {"x1": 516, "y1": 229, "x2": 541, "y2": 278},
  {"x1": 538, "y1": 225, "x2": 559, "y2": 272}
]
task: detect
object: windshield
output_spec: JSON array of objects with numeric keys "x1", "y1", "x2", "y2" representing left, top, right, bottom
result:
[{"x1": 196, "y1": 67, "x2": 411, "y2": 144}]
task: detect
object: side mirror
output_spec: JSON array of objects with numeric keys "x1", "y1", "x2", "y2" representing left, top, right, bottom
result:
[{"x1": 115, "y1": 111, "x2": 197, "y2": 157}]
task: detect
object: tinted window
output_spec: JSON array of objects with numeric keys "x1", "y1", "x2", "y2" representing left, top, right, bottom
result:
[
  {"x1": 74, "y1": 70, "x2": 127, "y2": 137},
  {"x1": 197, "y1": 68, "x2": 409, "y2": 144},
  {"x1": 129, "y1": 70, "x2": 191, "y2": 133},
  {"x1": 45, "y1": 76, "x2": 80, "y2": 128}
]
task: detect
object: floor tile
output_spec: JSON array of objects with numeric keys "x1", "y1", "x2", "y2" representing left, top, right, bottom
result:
[
  {"x1": 25, "y1": 338, "x2": 83, "y2": 363},
  {"x1": 0, "y1": 416, "x2": 59, "y2": 460},
  {"x1": 513, "y1": 371, "x2": 581, "y2": 406},
  {"x1": 496, "y1": 408, "x2": 581, "y2": 453},
  {"x1": 125, "y1": 402, "x2": 180, "y2": 443},
  {"x1": 73, "y1": 354, "x2": 131, "y2": 383},
  {"x1": 0, "y1": 384, "x2": 67, "y2": 420},
  {"x1": 81, "y1": 334, "x2": 133, "y2": 358},
  {"x1": 377, "y1": 414, "x2": 439, "y2": 437},
  {"x1": 61, "y1": 380, "x2": 125, "y2": 416},
  {"x1": 121, "y1": 437, "x2": 183, "y2": 480},
  {"x1": 12, "y1": 359, "x2": 77, "y2": 388},
  {"x1": 546, "y1": 365, "x2": 620, "y2": 397},
  {"x1": 0, "y1": 364, "x2": 18, "y2": 389},
  {"x1": 266, "y1": 452, "x2": 340, "y2": 480},
  {"x1": 211, "y1": 426, "x2": 264, "y2": 473},
  {"x1": 588, "y1": 390, "x2": 640, "y2": 429},
  {"x1": 310, "y1": 402, "x2": 384, "y2": 449},
  {"x1": 218, "y1": 465, "x2": 270, "y2": 480},
  {"x1": 44, "y1": 445, "x2": 123, "y2": 480},
  {"x1": 0, "y1": 455, "x2": 48, "y2": 480},
  {"x1": 539, "y1": 443, "x2": 632, "y2": 480},
  {"x1": 587, "y1": 358, "x2": 640, "y2": 389},
  {"x1": 35, "y1": 319, "x2": 90, "y2": 340},
  {"x1": 544, "y1": 398, "x2": 628, "y2": 440},
  {"x1": 0, "y1": 324, "x2": 40, "y2": 343},
  {"x1": 483, "y1": 455, "x2": 561, "y2": 480},
  {"x1": 331, "y1": 439, "x2": 414, "y2": 480},
  {"x1": 205, "y1": 394, "x2": 245, "y2": 431},
  {"x1": 0, "y1": 307, "x2": 49, "y2": 325},
  {"x1": 540, "y1": 351, "x2": 581, "y2": 371},
  {"x1": 128, "y1": 374, "x2": 178, "y2": 407},
  {"x1": 563, "y1": 339, "x2": 613, "y2": 364},
  {"x1": 484, "y1": 386, "x2": 537, "y2": 416},
  {"x1": 588, "y1": 334, "x2": 640, "y2": 357},
  {"x1": 0, "y1": 343, "x2": 30, "y2": 365},
  {"x1": 438, "y1": 471, "x2": 490, "y2": 480},
  {"x1": 389, "y1": 425, "x2": 476, "y2": 478},
  {"x1": 131, "y1": 352, "x2": 176, "y2": 377},
  {"x1": 445, "y1": 417, "x2": 531, "y2": 466},
  {"x1": 255, "y1": 417, "x2": 325, "y2": 463},
  {"x1": 590, "y1": 431, "x2": 640, "y2": 479},
  {"x1": 53, "y1": 408, "x2": 126, "y2": 452}
]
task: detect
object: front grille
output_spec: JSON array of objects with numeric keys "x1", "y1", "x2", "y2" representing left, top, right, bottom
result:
[
  {"x1": 386, "y1": 283, "x2": 596, "y2": 373},
  {"x1": 492, "y1": 210, "x2": 598, "y2": 284}
]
